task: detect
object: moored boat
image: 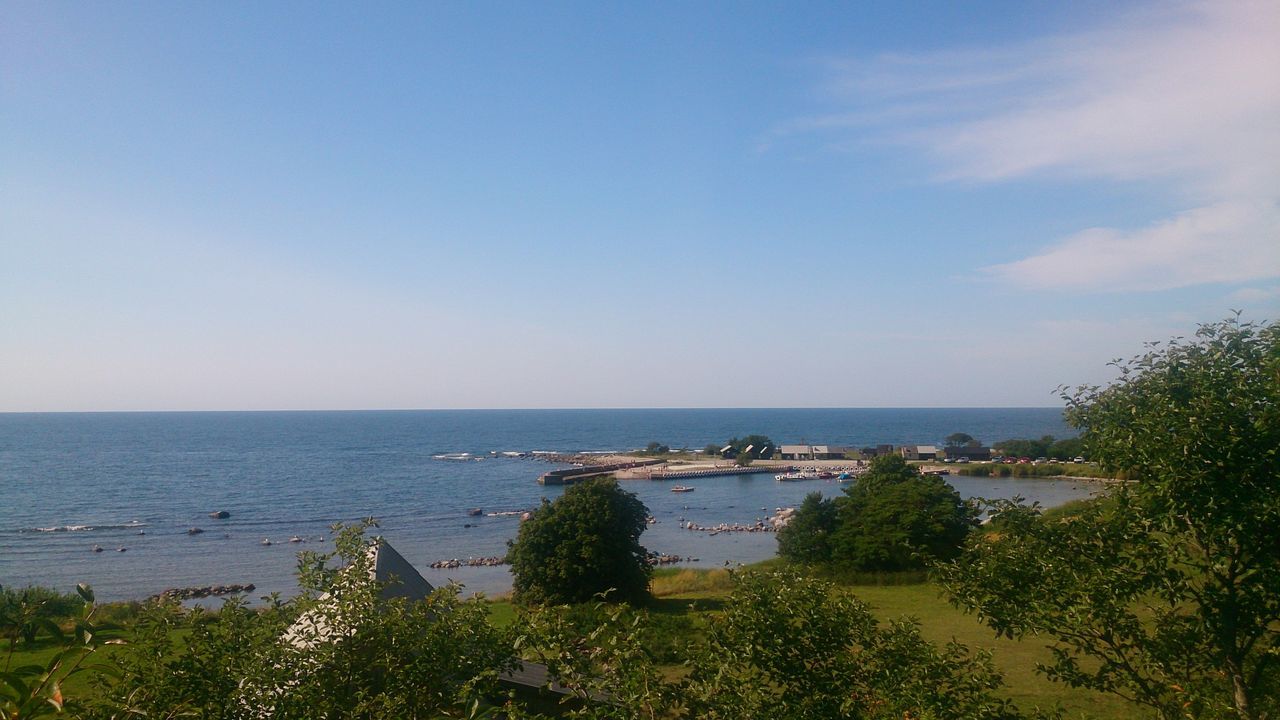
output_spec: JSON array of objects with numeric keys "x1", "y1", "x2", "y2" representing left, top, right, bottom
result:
[{"x1": 671, "y1": 485, "x2": 695, "y2": 493}]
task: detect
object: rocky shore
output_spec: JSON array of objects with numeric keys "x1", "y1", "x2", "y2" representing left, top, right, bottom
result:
[
  {"x1": 429, "y1": 556, "x2": 507, "y2": 569},
  {"x1": 149, "y1": 583, "x2": 256, "y2": 602}
]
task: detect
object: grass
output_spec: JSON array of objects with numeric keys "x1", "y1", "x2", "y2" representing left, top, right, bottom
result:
[{"x1": 844, "y1": 583, "x2": 1142, "y2": 719}]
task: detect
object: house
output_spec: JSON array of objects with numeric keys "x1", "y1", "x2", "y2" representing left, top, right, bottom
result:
[
  {"x1": 778, "y1": 445, "x2": 855, "y2": 460},
  {"x1": 859, "y1": 444, "x2": 896, "y2": 458},
  {"x1": 900, "y1": 445, "x2": 939, "y2": 460},
  {"x1": 943, "y1": 445, "x2": 991, "y2": 461}
]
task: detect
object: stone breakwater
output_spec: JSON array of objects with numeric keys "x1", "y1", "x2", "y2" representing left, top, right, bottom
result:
[
  {"x1": 647, "y1": 552, "x2": 696, "y2": 566},
  {"x1": 430, "y1": 556, "x2": 507, "y2": 569},
  {"x1": 679, "y1": 507, "x2": 796, "y2": 535},
  {"x1": 149, "y1": 583, "x2": 256, "y2": 602},
  {"x1": 427, "y1": 552, "x2": 699, "y2": 570}
]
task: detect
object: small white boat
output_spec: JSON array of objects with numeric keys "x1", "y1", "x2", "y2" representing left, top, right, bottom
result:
[
  {"x1": 671, "y1": 485, "x2": 695, "y2": 493},
  {"x1": 775, "y1": 472, "x2": 809, "y2": 481}
]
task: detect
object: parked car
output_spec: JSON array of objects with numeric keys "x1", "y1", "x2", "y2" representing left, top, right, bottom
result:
[
  {"x1": 956, "y1": 457, "x2": 970, "y2": 463},
  {"x1": 1073, "y1": 456, "x2": 1085, "y2": 463}
]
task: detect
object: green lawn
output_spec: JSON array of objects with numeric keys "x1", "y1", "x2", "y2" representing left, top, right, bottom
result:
[{"x1": 844, "y1": 583, "x2": 1141, "y2": 720}]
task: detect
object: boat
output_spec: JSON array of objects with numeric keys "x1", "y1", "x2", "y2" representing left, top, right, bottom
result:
[
  {"x1": 671, "y1": 485, "x2": 695, "y2": 493},
  {"x1": 775, "y1": 472, "x2": 809, "y2": 481}
]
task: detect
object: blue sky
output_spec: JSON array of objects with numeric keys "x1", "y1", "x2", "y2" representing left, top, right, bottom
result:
[{"x1": 2, "y1": 1, "x2": 1277, "y2": 411}]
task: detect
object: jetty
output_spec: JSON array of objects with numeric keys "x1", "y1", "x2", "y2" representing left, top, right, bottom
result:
[
  {"x1": 537, "y1": 459, "x2": 664, "y2": 485},
  {"x1": 637, "y1": 465, "x2": 786, "y2": 480}
]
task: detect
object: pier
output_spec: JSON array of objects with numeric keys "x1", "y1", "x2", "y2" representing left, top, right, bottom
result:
[
  {"x1": 537, "y1": 459, "x2": 664, "y2": 485},
  {"x1": 636, "y1": 465, "x2": 788, "y2": 480}
]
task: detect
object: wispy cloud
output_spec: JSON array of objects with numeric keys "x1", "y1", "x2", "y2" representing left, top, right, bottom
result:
[
  {"x1": 984, "y1": 200, "x2": 1280, "y2": 291},
  {"x1": 1227, "y1": 285, "x2": 1280, "y2": 304},
  {"x1": 795, "y1": 1, "x2": 1280, "y2": 291}
]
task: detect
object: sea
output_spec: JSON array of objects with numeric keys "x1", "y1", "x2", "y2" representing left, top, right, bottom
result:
[{"x1": 0, "y1": 408, "x2": 1097, "y2": 602}]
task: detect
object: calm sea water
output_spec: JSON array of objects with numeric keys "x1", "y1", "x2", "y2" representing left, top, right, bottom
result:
[{"x1": 0, "y1": 409, "x2": 1097, "y2": 601}]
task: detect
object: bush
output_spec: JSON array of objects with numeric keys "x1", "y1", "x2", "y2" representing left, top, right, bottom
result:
[
  {"x1": 0, "y1": 585, "x2": 85, "y2": 624},
  {"x1": 92, "y1": 523, "x2": 514, "y2": 719},
  {"x1": 507, "y1": 477, "x2": 652, "y2": 604},
  {"x1": 680, "y1": 570, "x2": 1024, "y2": 719}
]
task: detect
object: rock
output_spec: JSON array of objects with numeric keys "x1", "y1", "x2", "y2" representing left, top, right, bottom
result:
[
  {"x1": 92, "y1": 545, "x2": 103, "y2": 552},
  {"x1": 209, "y1": 510, "x2": 231, "y2": 519},
  {"x1": 187, "y1": 527, "x2": 204, "y2": 535}
]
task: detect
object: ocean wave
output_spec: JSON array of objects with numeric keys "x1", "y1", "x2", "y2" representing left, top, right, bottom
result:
[{"x1": 25, "y1": 521, "x2": 148, "y2": 533}]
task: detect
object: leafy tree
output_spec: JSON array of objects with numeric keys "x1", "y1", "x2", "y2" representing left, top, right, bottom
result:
[
  {"x1": 724, "y1": 435, "x2": 775, "y2": 459},
  {"x1": 507, "y1": 478, "x2": 652, "y2": 605},
  {"x1": 832, "y1": 455, "x2": 977, "y2": 571},
  {"x1": 945, "y1": 432, "x2": 977, "y2": 447},
  {"x1": 940, "y1": 316, "x2": 1280, "y2": 720},
  {"x1": 994, "y1": 436, "x2": 1055, "y2": 458},
  {"x1": 702, "y1": 444, "x2": 720, "y2": 456},
  {"x1": 642, "y1": 441, "x2": 670, "y2": 455},
  {"x1": 776, "y1": 492, "x2": 838, "y2": 564},
  {"x1": 1046, "y1": 436, "x2": 1083, "y2": 460}
]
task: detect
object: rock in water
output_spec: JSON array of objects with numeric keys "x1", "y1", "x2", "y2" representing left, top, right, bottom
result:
[
  {"x1": 187, "y1": 527, "x2": 204, "y2": 535},
  {"x1": 209, "y1": 510, "x2": 231, "y2": 519}
]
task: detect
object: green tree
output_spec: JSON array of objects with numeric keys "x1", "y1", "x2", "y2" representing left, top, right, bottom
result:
[
  {"x1": 678, "y1": 570, "x2": 1023, "y2": 719},
  {"x1": 945, "y1": 432, "x2": 977, "y2": 447},
  {"x1": 831, "y1": 455, "x2": 977, "y2": 571},
  {"x1": 994, "y1": 436, "x2": 1054, "y2": 458},
  {"x1": 776, "y1": 492, "x2": 838, "y2": 564},
  {"x1": 507, "y1": 478, "x2": 652, "y2": 605},
  {"x1": 724, "y1": 435, "x2": 775, "y2": 459},
  {"x1": 940, "y1": 316, "x2": 1280, "y2": 720},
  {"x1": 1046, "y1": 436, "x2": 1083, "y2": 460}
]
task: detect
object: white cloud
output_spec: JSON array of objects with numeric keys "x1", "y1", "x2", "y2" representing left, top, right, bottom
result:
[
  {"x1": 983, "y1": 200, "x2": 1280, "y2": 291},
  {"x1": 799, "y1": 0, "x2": 1280, "y2": 291},
  {"x1": 1227, "y1": 285, "x2": 1280, "y2": 304}
]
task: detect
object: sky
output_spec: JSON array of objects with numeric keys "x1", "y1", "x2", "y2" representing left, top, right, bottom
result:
[{"x1": 2, "y1": 1, "x2": 1278, "y2": 411}]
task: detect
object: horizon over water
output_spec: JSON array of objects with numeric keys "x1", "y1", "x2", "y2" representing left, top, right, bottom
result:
[{"x1": 1, "y1": 408, "x2": 1095, "y2": 601}]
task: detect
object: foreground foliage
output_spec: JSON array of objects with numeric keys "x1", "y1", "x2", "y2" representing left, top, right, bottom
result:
[
  {"x1": 86, "y1": 523, "x2": 514, "y2": 719},
  {"x1": 1, "y1": 584, "x2": 115, "y2": 720},
  {"x1": 507, "y1": 478, "x2": 652, "y2": 605},
  {"x1": 513, "y1": 569, "x2": 1028, "y2": 719},
  {"x1": 941, "y1": 316, "x2": 1279, "y2": 720}
]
